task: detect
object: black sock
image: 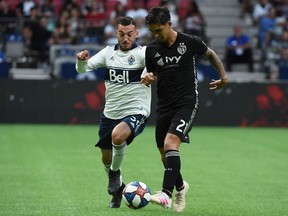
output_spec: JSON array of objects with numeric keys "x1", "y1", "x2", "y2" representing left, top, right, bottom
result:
[
  {"x1": 175, "y1": 173, "x2": 184, "y2": 191},
  {"x1": 162, "y1": 153, "x2": 184, "y2": 191},
  {"x1": 162, "y1": 150, "x2": 181, "y2": 197}
]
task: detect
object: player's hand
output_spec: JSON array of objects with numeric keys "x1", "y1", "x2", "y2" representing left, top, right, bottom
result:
[
  {"x1": 209, "y1": 77, "x2": 228, "y2": 90},
  {"x1": 141, "y1": 72, "x2": 157, "y2": 86},
  {"x1": 77, "y1": 50, "x2": 89, "y2": 60}
]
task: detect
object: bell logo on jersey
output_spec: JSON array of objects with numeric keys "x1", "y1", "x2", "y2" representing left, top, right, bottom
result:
[{"x1": 109, "y1": 69, "x2": 129, "y2": 83}]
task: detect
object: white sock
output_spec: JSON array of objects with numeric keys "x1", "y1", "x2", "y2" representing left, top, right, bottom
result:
[{"x1": 110, "y1": 142, "x2": 127, "y2": 171}]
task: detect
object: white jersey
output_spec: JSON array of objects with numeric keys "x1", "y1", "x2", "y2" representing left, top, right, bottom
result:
[{"x1": 76, "y1": 44, "x2": 151, "y2": 120}]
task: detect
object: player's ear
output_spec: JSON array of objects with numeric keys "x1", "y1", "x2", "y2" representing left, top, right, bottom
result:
[
  {"x1": 135, "y1": 29, "x2": 139, "y2": 38},
  {"x1": 167, "y1": 21, "x2": 172, "y2": 28}
]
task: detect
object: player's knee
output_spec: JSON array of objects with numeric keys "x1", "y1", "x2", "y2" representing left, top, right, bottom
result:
[
  {"x1": 111, "y1": 131, "x2": 126, "y2": 144},
  {"x1": 164, "y1": 140, "x2": 176, "y2": 152},
  {"x1": 164, "y1": 134, "x2": 181, "y2": 151}
]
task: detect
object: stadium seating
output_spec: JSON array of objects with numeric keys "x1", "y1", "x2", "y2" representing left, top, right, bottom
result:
[{"x1": 5, "y1": 34, "x2": 24, "y2": 61}]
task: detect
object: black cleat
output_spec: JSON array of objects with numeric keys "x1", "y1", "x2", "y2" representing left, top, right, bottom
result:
[
  {"x1": 108, "y1": 169, "x2": 121, "y2": 195},
  {"x1": 109, "y1": 191, "x2": 122, "y2": 208},
  {"x1": 109, "y1": 183, "x2": 125, "y2": 208}
]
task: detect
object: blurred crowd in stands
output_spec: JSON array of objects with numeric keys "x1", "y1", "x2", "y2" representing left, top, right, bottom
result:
[
  {"x1": 0, "y1": 0, "x2": 287, "y2": 80},
  {"x1": 236, "y1": 0, "x2": 288, "y2": 80}
]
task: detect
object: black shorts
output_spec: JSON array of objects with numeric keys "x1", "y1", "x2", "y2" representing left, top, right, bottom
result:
[
  {"x1": 155, "y1": 105, "x2": 198, "y2": 148},
  {"x1": 95, "y1": 114, "x2": 148, "y2": 150}
]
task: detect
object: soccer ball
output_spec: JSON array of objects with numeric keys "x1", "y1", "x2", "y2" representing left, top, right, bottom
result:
[{"x1": 122, "y1": 181, "x2": 151, "y2": 209}]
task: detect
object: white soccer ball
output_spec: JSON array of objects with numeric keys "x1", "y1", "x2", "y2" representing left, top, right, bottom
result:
[{"x1": 122, "y1": 181, "x2": 151, "y2": 209}]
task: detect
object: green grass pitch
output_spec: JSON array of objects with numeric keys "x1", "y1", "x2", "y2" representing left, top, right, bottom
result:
[{"x1": 0, "y1": 124, "x2": 287, "y2": 216}]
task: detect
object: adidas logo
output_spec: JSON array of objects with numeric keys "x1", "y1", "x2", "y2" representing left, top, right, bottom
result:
[{"x1": 154, "y1": 52, "x2": 161, "y2": 58}]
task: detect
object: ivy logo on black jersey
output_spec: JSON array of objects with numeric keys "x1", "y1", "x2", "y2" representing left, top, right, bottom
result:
[
  {"x1": 177, "y1": 43, "x2": 187, "y2": 55},
  {"x1": 128, "y1": 55, "x2": 135, "y2": 65}
]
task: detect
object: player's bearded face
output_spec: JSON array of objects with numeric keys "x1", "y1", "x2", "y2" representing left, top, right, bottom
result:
[{"x1": 116, "y1": 24, "x2": 139, "y2": 51}]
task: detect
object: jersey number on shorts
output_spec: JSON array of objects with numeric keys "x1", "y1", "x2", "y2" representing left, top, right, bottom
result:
[
  {"x1": 176, "y1": 119, "x2": 188, "y2": 133},
  {"x1": 130, "y1": 116, "x2": 144, "y2": 132}
]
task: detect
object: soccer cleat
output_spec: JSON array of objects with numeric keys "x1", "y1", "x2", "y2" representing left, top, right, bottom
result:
[
  {"x1": 150, "y1": 191, "x2": 172, "y2": 209},
  {"x1": 109, "y1": 191, "x2": 122, "y2": 208},
  {"x1": 108, "y1": 169, "x2": 121, "y2": 195},
  {"x1": 173, "y1": 181, "x2": 189, "y2": 212},
  {"x1": 109, "y1": 183, "x2": 125, "y2": 208}
]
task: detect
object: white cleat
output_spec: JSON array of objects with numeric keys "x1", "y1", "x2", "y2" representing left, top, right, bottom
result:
[
  {"x1": 173, "y1": 181, "x2": 189, "y2": 212},
  {"x1": 150, "y1": 191, "x2": 172, "y2": 209}
]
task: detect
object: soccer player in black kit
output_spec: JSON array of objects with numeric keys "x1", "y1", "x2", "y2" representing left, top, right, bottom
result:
[{"x1": 141, "y1": 6, "x2": 228, "y2": 212}]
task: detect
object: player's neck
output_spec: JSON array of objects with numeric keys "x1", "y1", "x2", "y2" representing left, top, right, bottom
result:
[{"x1": 167, "y1": 30, "x2": 177, "y2": 47}]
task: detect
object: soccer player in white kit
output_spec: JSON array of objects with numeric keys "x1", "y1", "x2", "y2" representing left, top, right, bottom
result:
[{"x1": 76, "y1": 16, "x2": 152, "y2": 208}]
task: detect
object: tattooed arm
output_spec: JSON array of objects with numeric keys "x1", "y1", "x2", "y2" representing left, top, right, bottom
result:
[{"x1": 204, "y1": 47, "x2": 228, "y2": 90}]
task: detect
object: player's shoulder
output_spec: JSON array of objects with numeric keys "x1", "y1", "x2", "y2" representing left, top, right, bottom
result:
[
  {"x1": 131, "y1": 45, "x2": 146, "y2": 57},
  {"x1": 97, "y1": 45, "x2": 114, "y2": 55},
  {"x1": 178, "y1": 32, "x2": 202, "y2": 42},
  {"x1": 147, "y1": 38, "x2": 158, "y2": 46},
  {"x1": 104, "y1": 45, "x2": 116, "y2": 51},
  {"x1": 134, "y1": 45, "x2": 146, "y2": 52},
  {"x1": 146, "y1": 39, "x2": 160, "y2": 50},
  {"x1": 180, "y1": 32, "x2": 207, "y2": 49}
]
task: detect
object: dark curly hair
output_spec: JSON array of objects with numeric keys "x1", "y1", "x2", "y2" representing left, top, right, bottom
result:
[
  {"x1": 117, "y1": 16, "x2": 136, "y2": 26},
  {"x1": 145, "y1": 6, "x2": 171, "y2": 25}
]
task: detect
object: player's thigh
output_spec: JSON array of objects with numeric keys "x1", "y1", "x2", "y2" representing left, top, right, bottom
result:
[
  {"x1": 96, "y1": 114, "x2": 119, "y2": 149},
  {"x1": 112, "y1": 121, "x2": 132, "y2": 144},
  {"x1": 96, "y1": 114, "x2": 147, "y2": 148},
  {"x1": 122, "y1": 114, "x2": 148, "y2": 144},
  {"x1": 168, "y1": 106, "x2": 198, "y2": 142},
  {"x1": 155, "y1": 111, "x2": 173, "y2": 148}
]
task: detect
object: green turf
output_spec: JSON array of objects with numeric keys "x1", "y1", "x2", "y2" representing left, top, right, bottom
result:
[{"x1": 0, "y1": 125, "x2": 287, "y2": 216}]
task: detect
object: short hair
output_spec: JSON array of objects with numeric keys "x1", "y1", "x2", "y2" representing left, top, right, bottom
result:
[
  {"x1": 117, "y1": 16, "x2": 136, "y2": 26},
  {"x1": 145, "y1": 6, "x2": 171, "y2": 25}
]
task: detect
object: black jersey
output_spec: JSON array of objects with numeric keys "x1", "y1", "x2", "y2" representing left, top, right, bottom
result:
[{"x1": 145, "y1": 32, "x2": 207, "y2": 111}]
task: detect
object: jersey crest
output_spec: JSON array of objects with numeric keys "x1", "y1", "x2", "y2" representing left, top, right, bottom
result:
[
  {"x1": 177, "y1": 43, "x2": 187, "y2": 55},
  {"x1": 128, "y1": 55, "x2": 135, "y2": 65}
]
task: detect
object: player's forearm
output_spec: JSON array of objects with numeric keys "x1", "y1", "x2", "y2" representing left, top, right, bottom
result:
[
  {"x1": 212, "y1": 58, "x2": 228, "y2": 81},
  {"x1": 206, "y1": 48, "x2": 228, "y2": 81}
]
